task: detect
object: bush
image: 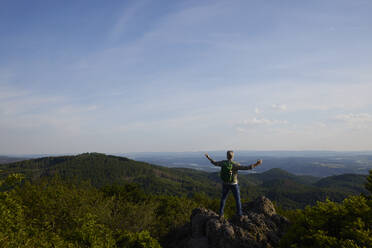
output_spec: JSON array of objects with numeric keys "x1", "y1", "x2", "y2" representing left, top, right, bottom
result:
[
  {"x1": 116, "y1": 231, "x2": 161, "y2": 248},
  {"x1": 280, "y1": 196, "x2": 372, "y2": 247}
]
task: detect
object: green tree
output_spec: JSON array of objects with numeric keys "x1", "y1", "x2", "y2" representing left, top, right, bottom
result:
[
  {"x1": 365, "y1": 170, "x2": 372, "y2": 195},
  {"x1": 116, "y1": 231, "x2": 161, "y2": 248},
  {"x1": 153, "y1": 195, "x2": 198, "y2": 239},
  {"x1": 280, "y1": 195, "x2": 372, "y2": 247}
]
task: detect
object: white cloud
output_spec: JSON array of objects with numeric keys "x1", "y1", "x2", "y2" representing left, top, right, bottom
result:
[
  {"x1": 0, "y1": 85, "x2": 100, "y2": 135},
  {"x1": 0, "y1": 93, "x2": 62, "y2": 116},
  {"x1": 274, "y1": 81, "x2": 372, "y2": 112},
  {"x1": 271, "y1": 104, "x2": 287, "y2": 111},
  {"x1": 312, "y1": 121, "x2": 327, "y2": 128},
  {"x1": 236, "y1": 127, "x2": 248, "y2": 133},
  {"x1": 2, "y1": 1, "x2": 372, "y2": 153},
  {"x1": 334, "y1": 113, "x2": 372, "y2": 129},
  {"x1": 241, "y1": 117, "x2": 288, "y2": 126},
  {"x1": 335, "y1": 113, "x2": 372, "y2": 122},
  {"x1": 235, "y1": 116, "x2": 289, "y2": 135},
  {"x1": 108, "y1": 0, "x2": 149, "y2": 43},
  {"x1": 0, "y1": 85, "x2": 29, "y2": 100},
  {"x1": 58, "y1": 105, "x2": 97, "y2": 114}
]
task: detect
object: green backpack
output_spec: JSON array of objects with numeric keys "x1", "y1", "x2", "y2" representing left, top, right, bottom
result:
[{"x1": 220, "y1": 160, "x2": 234, "y2": 183}]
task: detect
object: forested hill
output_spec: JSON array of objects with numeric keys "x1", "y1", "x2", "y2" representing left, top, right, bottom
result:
[
  {"x1": 0, "y1": 152, "x2": 220, "y2": 196},
  {"x1": 0, "y1": 152, "x2": 368, "y2": 208}
]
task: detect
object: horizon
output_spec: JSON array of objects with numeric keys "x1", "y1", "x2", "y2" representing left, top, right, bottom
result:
[
  {"x1": 1, "y1": 0, "x2": 372, "y2": 154},
  {"x1": 2, "y1": 149, "x2": 372, "y2": 178},
  {"x1": 3, "y1": 149, "x2": 372, "y2": 158}
]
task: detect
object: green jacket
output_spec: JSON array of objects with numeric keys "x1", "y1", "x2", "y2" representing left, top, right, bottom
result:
[{"x1": 213, "y1": 160, "x2": 253, "y2": 184}]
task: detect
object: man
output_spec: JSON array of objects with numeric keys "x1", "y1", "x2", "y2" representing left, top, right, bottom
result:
[{"x1": 205, "y1": 151, "x2": 262, "y2": 218}]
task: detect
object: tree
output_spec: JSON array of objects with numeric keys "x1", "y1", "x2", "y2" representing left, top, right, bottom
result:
[
  {"x1": 280, "y1": 177, "x2": 372, "y2": 248},
  {"x1": 116, "y1": 231, "x2": 161, "y2": 248},
  {"x1": 365, "y1": 170, "x2": 372, "y2": 195}
]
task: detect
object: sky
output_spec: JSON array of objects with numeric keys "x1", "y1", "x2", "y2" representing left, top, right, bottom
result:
[{"x1": 1, "y1": 0, "x2": 372, "y2": 155}]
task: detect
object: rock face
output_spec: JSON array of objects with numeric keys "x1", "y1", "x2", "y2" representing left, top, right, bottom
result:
[{"x1": 169, "y1": 196, "x2": 289, "y2": 248}]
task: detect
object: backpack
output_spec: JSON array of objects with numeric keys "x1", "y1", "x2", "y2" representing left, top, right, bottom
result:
[{"x1": 220, "y1": 160, "x2": 234, "y2": 183}]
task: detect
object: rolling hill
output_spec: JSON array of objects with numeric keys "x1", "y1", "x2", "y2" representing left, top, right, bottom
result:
[{"x1": 0, "y1": 152, "x2": 368, "y2": 209}]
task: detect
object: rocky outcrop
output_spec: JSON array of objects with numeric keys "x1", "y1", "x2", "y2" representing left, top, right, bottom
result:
[{"x1": 169, "y1": 196, "x2": 289, "y2": 248}]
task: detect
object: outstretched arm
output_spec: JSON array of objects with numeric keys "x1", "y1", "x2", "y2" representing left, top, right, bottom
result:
[
  {"x1": 236, "y1": 159, "x2": 263, "y2": 170},
  {"x1": 205, "y1": 153, "x2": 219, "y2": 166}
]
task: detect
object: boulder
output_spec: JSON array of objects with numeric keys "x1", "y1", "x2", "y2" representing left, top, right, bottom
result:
[
  {"x1": 243, "y1": 196, "x2": 277, "y2": 217},
  {"x1": 169, "y1": 196, "x2": 289, "y2": 248}
]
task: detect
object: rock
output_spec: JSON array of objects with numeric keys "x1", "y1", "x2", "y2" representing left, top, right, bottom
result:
[
  {"x1": 191, "y1": 208, "x2": 218, "y2": 238},
  {"x1": 169, "y1": 196, "x2": 290, "y2": 248},
  {"x1": 187, "y1": 237, "x2": 208, "y2": 248},
  {"x1": 242, "y1": 196, "x2": 277, "y2": 217}
]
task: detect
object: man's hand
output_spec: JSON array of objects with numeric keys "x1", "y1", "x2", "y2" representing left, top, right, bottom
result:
[
  {"x1": 205, "y1": 153, "x2": 216, "y2": 165},
  {"x1": 205, "y1": 153, "x2": 214, "y2": 161},
  {"x1": 253, "y1": 159, "x2": 263, "y2": 168}
]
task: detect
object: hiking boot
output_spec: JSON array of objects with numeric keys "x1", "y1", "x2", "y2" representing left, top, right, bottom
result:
[{"x1": 239, "y1": 215, "x2": 244, "y2": 222}]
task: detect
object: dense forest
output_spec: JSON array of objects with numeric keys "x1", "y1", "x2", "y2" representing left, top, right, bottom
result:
[
  {"x1": 0, "y1": 153, "x2": 371, "y2": 247},
  {"x1": 0, "y1": 153, "x2": 368, "y2": 209}
]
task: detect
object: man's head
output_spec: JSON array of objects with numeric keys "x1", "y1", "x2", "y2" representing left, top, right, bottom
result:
[{"x1": 227, "y1": 150, "x2": 234, "y2": 160}]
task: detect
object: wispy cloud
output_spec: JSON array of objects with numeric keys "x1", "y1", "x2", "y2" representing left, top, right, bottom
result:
[
  {"x1": 1, "y1": 0, "x2": 372, "y2": 153},
  {"x1": 0, "y1": 88, "x2": 62, "y2": 115},
  {"x1": 334, "y1": 113, "x2": 372, "y2": 130},
  {"x1": 241, "y1": 117, "x2": 288, "y2": 126},
  {"x1": 108, "y1": 0, "x2": 150, "y2": 43},
  {"x1": 58, "y1": 105, "x2": 97, "y2": 114},
  {"x1": 259, "y1": 81, "x2": 372, "y2": 112},
  {"x1": 271, "y1": 104, "x2": 287, "y2": 111},
  {"x1": 236, "y1": 117, "x2": 288, "y2": 133},
  {"x1": 0, "y1": 85, "x2": 99, "y2": 133}
]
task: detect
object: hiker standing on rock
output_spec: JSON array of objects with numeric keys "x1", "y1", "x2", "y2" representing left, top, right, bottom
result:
[{"x1": 205, "y1": 151, "x2": 262, "y2": 218}]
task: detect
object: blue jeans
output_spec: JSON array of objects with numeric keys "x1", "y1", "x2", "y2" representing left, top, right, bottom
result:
[{"x1": 219, "y1": 183, "x2": 242, "y2": 216}]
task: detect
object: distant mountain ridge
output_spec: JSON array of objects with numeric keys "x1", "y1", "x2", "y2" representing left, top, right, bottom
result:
[
  {"x1": 0, "y1": 156, "x2": 28, "y2": 164},
  {"x1": 0, "y1": 153, "x2": 368, "y2": 209},
  {"x1": 126, "y1": 151, "x2": 372, "y2": 177},
  {"x1": 4, "y1": 150, "x2": 372, "y2": 176}
]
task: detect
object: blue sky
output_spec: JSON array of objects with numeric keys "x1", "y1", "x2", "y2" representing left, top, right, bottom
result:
[{"x1": 1, "y1": 0, "x2": 372, "y2": 154}]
